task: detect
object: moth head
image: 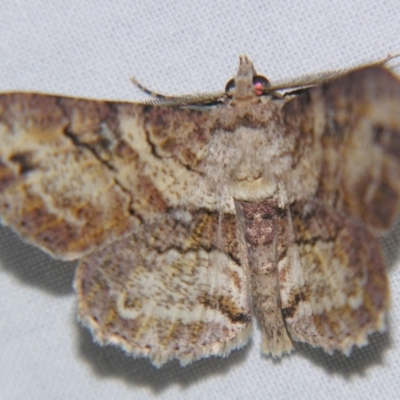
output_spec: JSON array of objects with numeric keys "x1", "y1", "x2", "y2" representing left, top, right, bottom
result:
[{"x1": 225, "y1": 55, "x2": 271, "y2": 101}]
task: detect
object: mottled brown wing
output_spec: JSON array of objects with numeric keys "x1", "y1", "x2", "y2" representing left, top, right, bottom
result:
[
  {"x1": 75, "y1": 207, "x2": 252, "y2": 367},
  {"x1": 278, "y1": 66, "x2": 400, "y2": 354},
  {"x1": 0, "y1": 93, "x2": 211, "y2": 259},
  {"x1": 284, "y1": 65, "x2": 400, "y2": 232},
  {"x1": 280, "y1": 200, "x2": 389, "y2": 354}
]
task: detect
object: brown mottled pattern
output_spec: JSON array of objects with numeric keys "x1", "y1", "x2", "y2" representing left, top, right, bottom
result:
[
  {"x1": 236, "y1": 199, "x2": 294, "y2": 356},
  {"x1": 0, "y1": 94, "x2": 208, "y2": 259},
  {"x1": 1, "y1": 56, "x2": 400, "y2": 366},
  {"x1": 298, "y1": 66, "x2": 400, "y2": 231},
  {"x1": 280, "y1": 200, "x2": 389, "y2": 354},
  {"x1": 75, "y1": 208, "x2": 251, "y2": 366}
]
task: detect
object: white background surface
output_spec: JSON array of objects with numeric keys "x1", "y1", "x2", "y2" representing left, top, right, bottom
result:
[{"x1": 1, "y1": 1, "x2": 400, "y2": 399}]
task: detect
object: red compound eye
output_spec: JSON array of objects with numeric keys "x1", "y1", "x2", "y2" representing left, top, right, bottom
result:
[
  {"x1": 252, "y1": 75, "x2": 270, "y2": 96},
  {"x1": 225, "y1": 75, "x2": 270, "y2": 97}
]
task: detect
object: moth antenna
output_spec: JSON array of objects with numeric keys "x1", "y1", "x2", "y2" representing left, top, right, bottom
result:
[
  {"x1": 382, "y1": 52, "x2": 400, "y2": 70},
  {"x1": 268, "y1": 53, "x2": 400, "y2": 92},
  {"x1": 130, "y1": 76, "x2": 175, "y2": 99},
  {"x1": 130, "y1": 76, "x2": 224, "y2": 106},
  {"x1": 381, "y1": 52, "x2": 400, "y2": 64}
]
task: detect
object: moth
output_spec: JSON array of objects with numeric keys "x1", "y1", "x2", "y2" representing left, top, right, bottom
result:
[{"x1": 1, "y1": 55, "x2": 400, "y2": 367}]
